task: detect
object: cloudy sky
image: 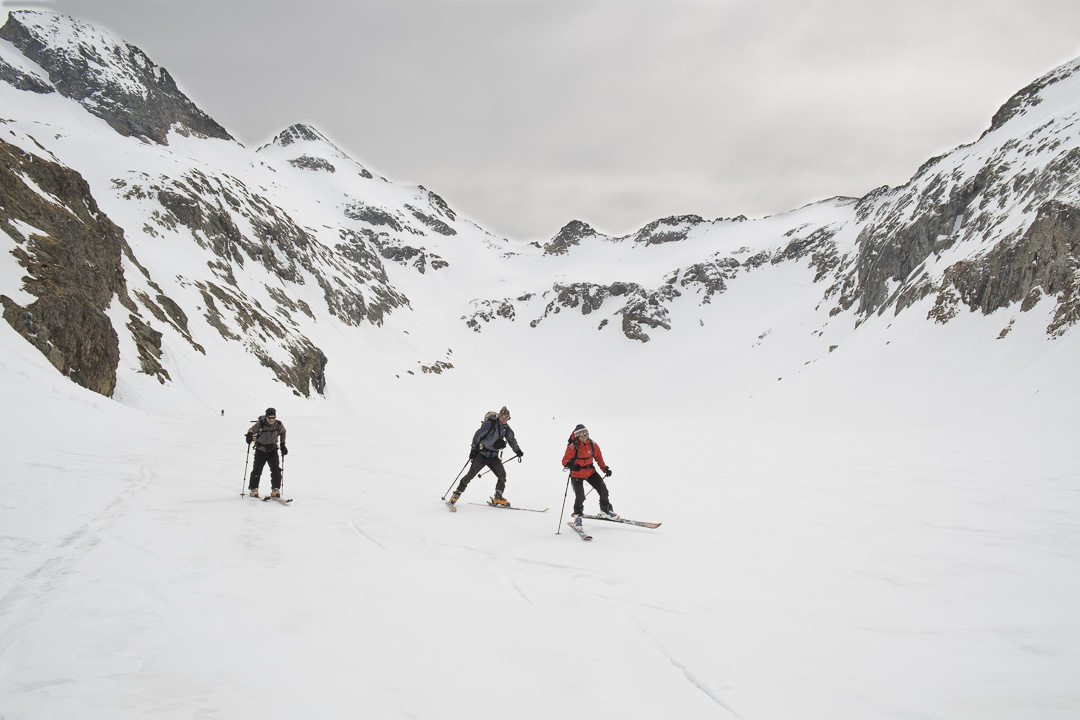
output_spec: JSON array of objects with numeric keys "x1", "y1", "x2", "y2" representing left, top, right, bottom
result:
[{"x1": 8, "y1": 0, "x2": 1080, "y2": 242}]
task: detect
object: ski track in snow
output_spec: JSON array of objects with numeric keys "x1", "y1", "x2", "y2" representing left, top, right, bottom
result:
[
  {"x1": 629, "y1": 616, "x2": 742, "y2": 718},
  {"x1": 348, "y1": 520, "x2": 388, "y2": 551},
  {"x1": 0, "y1": 453, "x2": 152, "y2": 613},
  {"x1": 1, "y1": 392, "x2": 1079, "y2": 719},
  {"x1": 664, "y1": 655, "x2": 743, "y2": 719},
  {"x1": 0, "y1": 452, "x2": 155, "y2": 703}
]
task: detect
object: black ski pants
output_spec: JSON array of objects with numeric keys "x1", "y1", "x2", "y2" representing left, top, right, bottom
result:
[
  {"x1": 572, "y1": 472, "x2": 613, "y2": 516},
  {"x1": 456, "y1": 454, "x2": 507, "y2": 496},
  {"x1": 249, "y1": 447, "x2": 282, "y2": 490}
]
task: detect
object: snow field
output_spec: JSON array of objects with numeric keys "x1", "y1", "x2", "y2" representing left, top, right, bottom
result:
[{"x1": 2, "y1": 335, "x2": 1078, "y2": 720}]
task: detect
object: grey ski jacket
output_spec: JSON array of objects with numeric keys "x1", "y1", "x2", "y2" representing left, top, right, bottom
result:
[{"x1": 248, "y1": 416, "x2": 286, "y2": 452}]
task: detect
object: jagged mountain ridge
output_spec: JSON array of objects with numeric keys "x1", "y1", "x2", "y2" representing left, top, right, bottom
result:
[
  {"x1": 0, "y1": 11, "x2": 231, "y2": 144},
  {"x1": 1, "y1": 9, "x2": 1079, "y2": 411},
  {"x1": 470, "y1": 57, "x2": 1080, "y2": 344},
  {"x1": 0, "y1": 10, "x2": 493, "y2": 404}
]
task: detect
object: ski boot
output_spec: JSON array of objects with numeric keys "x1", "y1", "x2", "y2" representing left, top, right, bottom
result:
[
  {"x1": 572, "y1": 514, "x2": 583, "y2": 527},
  {"x1": 271, "y1": 488, "x2": 281, "y2": 498},
  {"x1": 600, "y1": 508, "x2": 620, "y2": 520},
  {"x1": 248, "y1": 488, "x2": 260, "y2": 498},
  {"x1": 448, "y1": 491, "x2": 461, "y2": 506},
  {"x1": 492, "y1": 494, "x2": 510, "y2": 508}
]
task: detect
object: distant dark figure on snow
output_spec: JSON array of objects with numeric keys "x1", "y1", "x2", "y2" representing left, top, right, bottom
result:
[
  {"x1": 449, "y1": 406, "x2": 523, "y2": 507},
  {"x1": 221, "y1": 409, "x2": 224, "y2": 416},
  {"x1": 563, "y1": 424, "x2": 617, "y2": 526},
  {"x1": 245, "y1": 407, "x2": 287, "y2": 498}
]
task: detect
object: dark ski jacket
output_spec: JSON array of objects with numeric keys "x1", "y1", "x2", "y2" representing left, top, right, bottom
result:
[
  {"x1": 471, "y1": 418, "x2": 521, "y2": 458},
  {"x1": 562, "y1": 437, "x2": 607, "y2": 479},
  {"x1": 248, "y1": 415, "x2": 286, "y2": 452}
]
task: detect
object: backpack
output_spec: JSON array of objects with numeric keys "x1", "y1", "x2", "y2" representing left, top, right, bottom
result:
[{"x1": 478, "y1": 413, "x2": 507, "y2": 450}]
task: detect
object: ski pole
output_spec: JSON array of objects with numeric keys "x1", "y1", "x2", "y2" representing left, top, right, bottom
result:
[
  {"x1": 556, "y1": 471, "x2": 572, "y2": 534},
  {"x1": 441, "y1": 459, "x2": 471, "y2": 500},
  {"x1": 478, "y1": 453, "x2": 522, "y2": 478},
  {"x1": 280, "y1": 450, "x2": 285, "y2": 496},
  {"x1": 241, "y1": 441, "x2": 252, "y2": 497}
]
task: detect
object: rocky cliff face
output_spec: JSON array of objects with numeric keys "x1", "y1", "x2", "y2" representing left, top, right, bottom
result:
[
  {"x1": 0, "y1": 11, "x2": 232, "y2": 144},
  {"x1": 848, "y1": 59, "x2": 1080, "y2": 336},
  {"x1": 0, "y1": 133, "x2": 365, "y2": 398},
  {"x1": 0, "y1": 137, "x2": 130, "y2": 395}
]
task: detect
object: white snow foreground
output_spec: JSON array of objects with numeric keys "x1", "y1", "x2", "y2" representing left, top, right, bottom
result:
[{"x1": 2, "y1": 319, "x2": 1079, "y2": 720}]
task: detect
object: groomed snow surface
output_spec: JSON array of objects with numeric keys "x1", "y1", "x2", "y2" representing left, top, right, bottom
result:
[{"x1": 3, "y1": 305, "x2": 1079, "y2": 720}]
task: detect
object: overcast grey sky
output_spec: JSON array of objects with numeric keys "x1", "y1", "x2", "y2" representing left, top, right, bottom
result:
[{"x1": 8, "y1": 0, "x2": 1080, "y2": 242}]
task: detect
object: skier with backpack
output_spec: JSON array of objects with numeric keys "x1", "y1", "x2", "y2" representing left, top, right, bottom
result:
[
  {"x1": 245, "y1": 408, "x2": 287, "y2": 498},
  {"x1": 563, "y1": 424, "x2": 618, "y2": 527},
  {"x1": 448, "y1": 406, "x2": 524, "y2": 507}
]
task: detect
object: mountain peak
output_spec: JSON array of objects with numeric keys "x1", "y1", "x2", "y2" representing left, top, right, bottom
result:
[
  {"x1": 983, "y1": 56, "x2": 1080, "y2": 139},
  {"x1": 258, "y1": 123, "x2": 378, "y2": 179},
  {"x1": 543, "y1": 219, "x2": 601, "y2": 255},
  {"x1": 0, "y1": 10, "x2": 232, "y2": 145},
  {"x1": 269, "y1": 123, "x2": 332, "y2": 148}
]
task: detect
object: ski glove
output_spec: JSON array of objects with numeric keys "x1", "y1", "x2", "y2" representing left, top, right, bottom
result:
[
  {"x1": 566, "y1": 462, "x2": 579, "y2": 472},
  {"x1": 281, "y1": 444, "x2": 288, "y2": 456},
  {"x1": 604, "y1": 467, "x2": 613, "y2": 477},
  {"x1": 516, "y1": 450, "x2": 525, "y2": 459},
  {"x1": 245, "y1": 432, "x2": 253, "y2": 444}
]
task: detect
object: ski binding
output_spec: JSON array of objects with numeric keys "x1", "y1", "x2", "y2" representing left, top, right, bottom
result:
[{"x1": 466, "y1": 498, "x2": 549, "y2": 513}]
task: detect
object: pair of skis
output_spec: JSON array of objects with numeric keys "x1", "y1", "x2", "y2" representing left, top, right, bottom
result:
[
  {"x1": 565, "y1": 514, "x2": 662, "y2": 541},
  {"x1": 441, "y1": 496, "x2": 662, "y2": 542},
  {"x1": 260, "y1": 494, "x2": 293, "y2": 505},
  {"x1": 445, "y1": 497, "x2": 549, "y2": 513}
]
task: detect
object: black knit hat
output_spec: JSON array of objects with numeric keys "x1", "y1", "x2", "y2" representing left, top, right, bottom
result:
[{"x1": 265, "y1": 407, "x2": 277, "y2": 416}]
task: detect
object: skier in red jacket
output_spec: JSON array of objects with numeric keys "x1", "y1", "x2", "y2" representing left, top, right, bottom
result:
[{"x1": 562, "y1": 424, "x2": 618, "y2": 525}]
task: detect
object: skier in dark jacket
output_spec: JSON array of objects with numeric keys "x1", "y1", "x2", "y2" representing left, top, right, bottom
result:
[
  {"x1": 449, "y1": 406, "x2": 523, "y2": 507},
  {"x1": 245, "y1": 407, "x2": 287, "y2": 498},
  {"x1": 563, "y1": 424, "x2": 618, "y2": 525}
]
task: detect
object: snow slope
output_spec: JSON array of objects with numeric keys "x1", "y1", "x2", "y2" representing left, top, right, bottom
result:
[
  {"x1": 2, "y1": 10, "x2": 1080, "y2": 720},
  {"x1": 2, "y1": 316, "x2": 1078, "y2": 719}
]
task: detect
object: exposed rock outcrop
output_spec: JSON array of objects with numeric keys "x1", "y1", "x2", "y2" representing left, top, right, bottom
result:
[
  {"x1": 0, "y1": 56, "x2": 53, "y2": 93},
  {"x1": 630, "y1": 215, "x2": 704, "y2": 245},
  {"x1": 543, "y1": 220, "x2": 600, "y2": 256},
  {"x1": 933, "y1": 199, "x2": 1080, "y2": 332},
  {"x1": 0, "y1": 138, "x2": 128, "y2": 395},
  {"x1": 0, "y1": 11, "x2": 232, "y2": 144}
]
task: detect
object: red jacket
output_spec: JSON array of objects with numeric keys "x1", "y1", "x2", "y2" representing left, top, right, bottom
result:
[{"x1": 562, "y1": 438, "x2": 608, "y2": 478}]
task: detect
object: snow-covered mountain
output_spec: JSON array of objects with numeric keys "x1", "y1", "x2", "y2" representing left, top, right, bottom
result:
[
  {"x1": 3, "y1": 8, "x2": 1080, "y2": 419},
  {"x1": 3, "y1": 11, "x2": 1079, "y2": 720}
]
